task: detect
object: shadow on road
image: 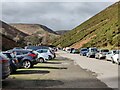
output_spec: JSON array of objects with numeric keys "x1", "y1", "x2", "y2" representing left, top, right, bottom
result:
[
  {"x1": 14, "y1": 70, "x2": 50, "y2": 75},
  {"x1": 33, "y1": 66, "x2": 67, "y2": 70},
  {"x1": 44, "y1": 61, "x2": 62, "y2": 64},
  {"x1": 2, "y1": 79, "x2": 64, "y2": 89}
]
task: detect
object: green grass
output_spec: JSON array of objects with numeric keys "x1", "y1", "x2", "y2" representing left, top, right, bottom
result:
[{"x1": 52, "y1": 2, "x2": 119, "y2": 49}]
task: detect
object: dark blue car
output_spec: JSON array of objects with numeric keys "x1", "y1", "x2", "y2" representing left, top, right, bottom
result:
[
  {"x1": 2, "y1": 52, "x2": 19, "y2": 74},
  {"x1": 80, "y1": 48, "x2": 88, "y2": 56}
]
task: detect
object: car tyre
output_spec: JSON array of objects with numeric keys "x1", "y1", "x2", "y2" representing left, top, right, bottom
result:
[
  {"x1": 111, "y1": 58, "x2": 115, "y2": 64},
  {"x1": 39, "y1": 58, "x2": 44, "y2": 63},
  {"x1": 48, "y1": 55, "x2": 52, "y2": 60},
  {"x1": 22, "y1": 60, "x2": 32, "y2": 69}
]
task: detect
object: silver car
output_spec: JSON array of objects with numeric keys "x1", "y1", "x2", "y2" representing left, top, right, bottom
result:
[
  {"x1": 95, "y1": 49, "x2": 109, "y2": 59},
  {"x1": 106, "y1": 50, "x2": 117, "y2": 61},
  {"x1": 86, "y1": 48, "x2": 98, "y2": 58}
]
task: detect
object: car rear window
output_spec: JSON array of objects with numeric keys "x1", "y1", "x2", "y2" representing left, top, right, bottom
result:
[{"x1": 101, "y1": 50, "x2": 109, "y2": 52}]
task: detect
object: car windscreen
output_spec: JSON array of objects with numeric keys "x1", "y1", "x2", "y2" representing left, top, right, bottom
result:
[
  {"x1": 81, "y1": 49, "x2": 87, "y2": 51},
  {"x1": 91, "y1": 49, "x2": 97, "y2": 52},
  {"x1": 101, "y1": 50, "x2": 109, "y2": 52},
  {"x1": 3, "y1": 53, "x2": 12, "y2": 59},
  {"x1": 116, "y1": 50, "x2": 120, "y2": 54}
]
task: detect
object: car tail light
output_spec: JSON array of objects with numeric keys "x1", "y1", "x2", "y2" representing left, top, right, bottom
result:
[
  {"x1": 28, "y1": 53, "x2": 37, "y2": 58},
  {"x1": 0, "y1": 59, "x2": 8, "y2": 64}
]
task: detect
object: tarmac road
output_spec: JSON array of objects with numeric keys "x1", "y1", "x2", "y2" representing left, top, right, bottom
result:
[
  {"x1": 57, "y1": 50, "x2": 119, "y2": 89},
  {"x1": 2, "y1": 52, "x2": 115, "y2": 90}
]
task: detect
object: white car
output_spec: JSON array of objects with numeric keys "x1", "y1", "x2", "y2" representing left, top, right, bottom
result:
[
  {"x1": 112, "y1": 50, "x2": 120, "y2": 65},
  {"x1": 36, "y1": 49, "x2": 54, "y2": 60},
  {"x1": 33, "y1": 51, "x2": 49, "y2": 63},
  {"x1": 106, "y1": 50, "x2": 117, "y2": 61}
]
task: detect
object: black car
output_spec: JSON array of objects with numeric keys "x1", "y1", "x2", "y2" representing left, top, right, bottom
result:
[
  {"x1": 0, "y1": 53, "x2": 10, "y2": 79},
  {"x1": 8, "y1": 49, "x2": 38, "y2": 69},
  {"x1": 2, "y1": 52, "x2": 19, "y2": 73}
]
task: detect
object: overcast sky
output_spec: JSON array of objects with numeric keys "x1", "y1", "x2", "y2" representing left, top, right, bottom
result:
[{"x1": 1, "y1": 1, "x2": 116, "y2": 31}]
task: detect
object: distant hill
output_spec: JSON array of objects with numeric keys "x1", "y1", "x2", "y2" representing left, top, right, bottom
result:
[
  {"x1": 10, "y1": 23, "x2": 59, "y2": 45},
  {"x1": 56, "y1": 30, "x2": 69, "y2": 35},
  {"x1": 11, "y1": 24, "x2": 57, "y2": 35},
  {"x1": 53, "y1": 2, "x2": 119, "y2": 49}
]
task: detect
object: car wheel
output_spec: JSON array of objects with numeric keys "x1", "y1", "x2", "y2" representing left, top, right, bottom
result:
[
  {"x1": 22, "y1": 60, "x2": 32, "y2": 69},
  {"x1": 111, "y1": 58, "x2": 115, "y2": 64},
  {"x1": 48, "y1": 55, "x2": 52, "y2": 60},
  {"x1": 39, "y1": 58, "x2": 44, "y2": 63},
  {"x1": 9, "y1": 66, "x2": 16, "y2": 74},
  {"x1": 117, "y1": 59, "x2": 120, "y2": 65},
  {"x1": 88, "y1": 55, "x2": 90, "y2": 58}
]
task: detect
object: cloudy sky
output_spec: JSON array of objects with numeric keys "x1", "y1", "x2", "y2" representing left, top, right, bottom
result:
[{"x1": 1, "y1": 1, "x2": 116, "y2": 31}]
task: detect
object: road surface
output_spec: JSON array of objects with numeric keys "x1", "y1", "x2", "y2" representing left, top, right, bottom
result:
[{"x1": 57, "y1": 50, "x2": 119, "y2": 89}]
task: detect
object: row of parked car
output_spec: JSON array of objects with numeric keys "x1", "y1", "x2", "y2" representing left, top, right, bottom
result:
[
  {"x1": 63, "y1": 47, "x2": 120, "y2": 65},
  {"x1": 0, "y1": 46, "x2": 57, "y2": 79}
]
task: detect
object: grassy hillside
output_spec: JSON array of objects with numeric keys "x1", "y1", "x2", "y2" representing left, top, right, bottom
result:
[{"x1": 53, "y1": 2, "x2": 119, "y2": 49}]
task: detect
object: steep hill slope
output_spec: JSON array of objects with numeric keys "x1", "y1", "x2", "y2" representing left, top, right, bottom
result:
[
  {"x1": 53, "y1": 2, "x2": 119, "y2": 49},
  {"x1": 0, "y1": 21, "x2": 28, "y2": 50},
  {"x1": 0, "y1": 34, "x2": 18, "y2": 51},
  {"x1": 0, "y1": 20, "x2": 28, "y2": 42}
]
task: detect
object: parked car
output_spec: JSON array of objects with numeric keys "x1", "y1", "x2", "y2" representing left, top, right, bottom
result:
[
  {"x1": 36, "y1": 49, "x2": 54, "y2": 60},
  {"x1": 13, "y1": 47, "x2": 23, "y2": 50},
  {"x1": 95, "y1": 49, "x2": 109, "y2": 59},
  {"x1": 86, "y1": 47, "x2": 98, "y2": 58},
  {"x1": 71, "y1": 49, "x2": 79, "y2": 54},
  {"x1": 106, "y1": 50, "x2": 117, "y2": 61},
  {"x1": 70, "y1": 48, "x2": 75, "y2": 53},
  {"x1": 111, "y1": 50, "x2": 120, "y2": 65},
  {"x1": 33, "y1": 50, "x2": 49, "y2": 63},
  {"x1": 0, "y1": 53, "x2": 10, "y2": 79},
  {"x1": 25, "y1": 46, "x2": 49, "y2": 50},
  {"x1": 2, "y1": 52, "x2": 19, "y2": 73},
  {"x1": 80, "y1": 48, "x2": 88, "y2": 56},
  {"x1": 66, "y1": 48, "x2": 71, "y2": 53},
  {"x1": 8, "y1": 49, "x2": 38, "y2": 68}
]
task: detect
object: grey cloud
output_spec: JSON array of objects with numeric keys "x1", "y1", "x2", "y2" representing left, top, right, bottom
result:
[{"x1": 2, "y1": 2, "x2": 114, "y2": 31}]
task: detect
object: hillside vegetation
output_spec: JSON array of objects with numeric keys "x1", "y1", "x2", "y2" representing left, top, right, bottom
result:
[
  {"x1": 53, "y1": 2, "x2": 119, "y2": 49},
  {"x1": 11, "y1": 24, "x2": 57, "y2": 35},
  {"x1": 11, "y1": 24, "x2": 59, "y2": 45},
  {"x1": 0, "y1": 21, "x2": 29, "y2": 50}
]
